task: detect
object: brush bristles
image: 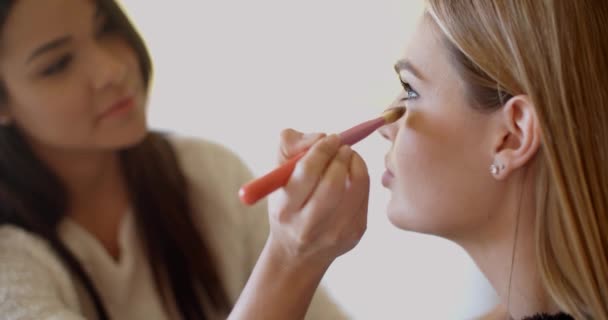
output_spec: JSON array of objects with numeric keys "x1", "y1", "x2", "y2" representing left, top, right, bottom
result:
[{"x1": 381, "y1": 106, "x2": 406, "y2": 124}]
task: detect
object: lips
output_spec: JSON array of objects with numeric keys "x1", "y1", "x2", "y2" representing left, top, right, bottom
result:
[
  {"x1": 381, "y1": 169, "x2": 394, "y2": 187},
  {"x1": 99, "y1": 96, "x2": 135, "y2": 119},
  {"x1": 382, "y1": 155, "x2": 395, "y2": 187}
]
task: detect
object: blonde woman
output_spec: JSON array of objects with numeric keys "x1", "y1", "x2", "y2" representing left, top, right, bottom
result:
[{"x1": 269, "y1": 1, "x2": 607, "y2": 319}]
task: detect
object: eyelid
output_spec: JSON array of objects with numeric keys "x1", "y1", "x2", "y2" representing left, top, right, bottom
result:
[
  {"x1": 399, "y1": 78, "x2": 419, "y2": 101},
  {"x1": 40, "y1": 54, "x2": 72, "y2": 76}
]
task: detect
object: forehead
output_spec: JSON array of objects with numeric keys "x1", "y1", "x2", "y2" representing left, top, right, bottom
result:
[
  {"x1": 401, "y1": 15, "x2": 455, "y2": 81},
  {"x1": 0, "y1": 0, "x2": 96, "y2": 60}
]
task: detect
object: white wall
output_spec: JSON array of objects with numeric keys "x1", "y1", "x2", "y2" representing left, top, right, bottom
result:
[{"x1": 121, "y1": 1, "x2": 498, "y2": 318}]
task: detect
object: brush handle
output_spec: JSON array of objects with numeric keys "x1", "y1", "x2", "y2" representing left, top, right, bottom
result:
[
  {"x1": 238, "y1": 116, "x2": 385, "y2": 206},
  {"x1": 338, "y1": 117, "x2": 385, "y2": 146},
  {"x1": 239, "y1": 152, "x2": 306, "y2": 205}
]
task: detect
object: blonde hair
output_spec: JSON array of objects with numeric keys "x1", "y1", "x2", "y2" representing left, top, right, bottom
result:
[{"x1": 426, "y1": 1, "x2": 608, "y2": 319}]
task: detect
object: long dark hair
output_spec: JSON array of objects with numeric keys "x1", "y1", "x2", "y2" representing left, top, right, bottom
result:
[{"x1": 0, "y1": 1, "x2": 231, "y2": 319}]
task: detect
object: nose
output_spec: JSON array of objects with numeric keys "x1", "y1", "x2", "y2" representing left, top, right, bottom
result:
[
  {"x1": 88, "y1": 44, "x2": 128, "y2": 91},
  {"x1": 379, "y1": 94, "x2": 406, "y2": 141},
  {"x1": 379, "y1": 118, "x2": 398, "y2": 141}
]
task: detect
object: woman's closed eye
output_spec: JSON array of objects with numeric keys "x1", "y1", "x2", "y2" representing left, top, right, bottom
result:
[{"x1": 41, "y1": 54, "x2": 73, "y2": 76}]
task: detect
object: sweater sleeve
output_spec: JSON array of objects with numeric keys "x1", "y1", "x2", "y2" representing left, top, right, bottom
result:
[{"x1": 0, "y1": 226, "x2": 86, "y2": 320}]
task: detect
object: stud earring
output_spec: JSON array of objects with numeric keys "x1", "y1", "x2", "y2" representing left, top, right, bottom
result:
[{"x1": 490, "y1": 163, "x2": 506, "y2": 176}]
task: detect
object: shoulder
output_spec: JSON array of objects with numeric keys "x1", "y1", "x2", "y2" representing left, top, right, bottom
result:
[
  {"x1": 168, "y1": 135, "x2": 249, "y2": 172},
  {"x1": 0, "y1": 225, "x2": 61, "y2": 269},
  {"x1": 0, "y1": 225, "x2": 81, "y2": 313},
  {"x1": 164, "y1": 134, "x2": 268, "y2": 300},
  {"x1": 163, "y1": 133, "x2": 265, "y2": 223},
  {"x1": 477, "y1": 304, "x2": 508, "y2": 320},
  {"x1": 165, "y1": 134, "x2": 255, "y2": 207}
]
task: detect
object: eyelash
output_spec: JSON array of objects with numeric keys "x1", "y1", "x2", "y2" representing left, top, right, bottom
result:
[
  {"x1": 400, "y1": 80, "x2": 419, "y2": 101},
  {"x1": 41, "y1": 54, "x2": 73, "y2": 76},
  {"x1": 40, "y1": 17, "x2": 114, "y2": 77}
]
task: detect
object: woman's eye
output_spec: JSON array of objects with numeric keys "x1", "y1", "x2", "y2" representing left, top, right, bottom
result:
[
  {"x1": 400, "y1": 80, "x2": 419, "y2": 100},
  {"x1": 41, "y1": 55, "x2": 73, "y2": 76}
]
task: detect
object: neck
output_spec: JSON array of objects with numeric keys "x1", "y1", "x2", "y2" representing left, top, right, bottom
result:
[
  {"x1": 30, "y1": 142, "x2": 130, "y2": 259},
  {"x1": 32, "y1": 144, "x2": 122, "y2": 202},
  {"x1": 457, "y1": 170, "x2": 560, "y2": 320}
]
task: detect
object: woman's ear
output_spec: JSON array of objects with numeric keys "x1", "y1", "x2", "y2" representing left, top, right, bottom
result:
[{"x1": 490, "y1": 95, "x2": 541, "y2": 179}]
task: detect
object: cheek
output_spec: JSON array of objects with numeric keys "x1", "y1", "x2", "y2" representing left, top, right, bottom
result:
[
  {"x1": 10, "y1": 80, "x2": 94, "y2": 146},
  {"x1": 116, "y1": 39, "x2": 145, "y2": 91},
  {"x1": 386, "y1": 108, "x2": 490, "y2": 236},
  {"x1": 118, "y1": 41, "x2": 147, "y2": 112}
]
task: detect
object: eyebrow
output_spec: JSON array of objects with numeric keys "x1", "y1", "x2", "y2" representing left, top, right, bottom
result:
[
  {"x1": 26, "y1": 4, "x2": 102, "y2": 65},
  {"x1": 394, "y1": 59, "x2": 424, "y2": 81},
  {"x1": 26, "y1": 36, "x2": 72, "y2": 64}
]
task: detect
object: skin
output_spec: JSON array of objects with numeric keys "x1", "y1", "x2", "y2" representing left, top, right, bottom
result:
[
  {"x1": 5, "y1": 0, "x2": 559, "y2": 318},
  {"x1": 232, "y1": 132, "x2": 370, "y2": 320},
  {"x1": 1, "y1": 1, "x2": 370, "y2": 318},
  {"x1": 0, "y1": 0, "x2": 147, "y2": 259},
  {"x1": 377, "y1": 16, "x2": 559, "y2": 319}
]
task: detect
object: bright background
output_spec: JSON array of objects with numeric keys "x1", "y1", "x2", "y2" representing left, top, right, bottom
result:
[{"x1": 120, "y1": 1, "x2": 498, "y2": 318}]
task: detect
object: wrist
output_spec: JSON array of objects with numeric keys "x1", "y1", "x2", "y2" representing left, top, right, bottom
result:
[
  {"x1": 263, "y1": 235, "x2": 333, "y2": 280},
  {"x1": 227, "y1": 236, "x2": 331, "y2": 320}
]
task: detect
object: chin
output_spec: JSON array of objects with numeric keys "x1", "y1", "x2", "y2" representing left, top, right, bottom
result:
[
  {"x1": 386, "y1": 200, "x2": 417, "y2": 231},
  {"x1": 386, "y1": 201, "x2": 447, "y2": 236},
  {"x1": 101, "y1": 119, "x2": 149, "y2": 151},
  {"x1": 121, "y1": 127, "x2": 149, "y2": 149},
  {"x1": 119, "y1": 124, "x2": 149, "y2": 149}
]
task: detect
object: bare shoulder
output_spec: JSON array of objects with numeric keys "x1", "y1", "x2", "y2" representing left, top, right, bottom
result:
[{"x1": 477, "y1": 303, "x2": 508, "y2": 320}]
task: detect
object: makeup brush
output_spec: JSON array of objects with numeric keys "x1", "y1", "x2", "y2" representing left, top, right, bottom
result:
[{"x1": 238, "y1": 106, "x2": 406, "y2": 206}]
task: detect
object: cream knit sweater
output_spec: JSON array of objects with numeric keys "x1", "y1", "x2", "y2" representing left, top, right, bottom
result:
[{"x1": 0, "y1": 136, "x2": 347, "y2": 320}]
